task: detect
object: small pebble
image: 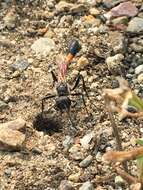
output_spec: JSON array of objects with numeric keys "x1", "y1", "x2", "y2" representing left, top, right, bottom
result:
[
  {"x1": 63, "y1": 136, "x2": 74, "y2": 151},
  {"x1": 4, "y1": 168, "x2": 12, "y2": 177},
  {"x1": 0, "y1": 100, "x2": 8, "y2": 111},
  {"x1": 69, "y1": 144, "x2": 85, "y2": 160},
  {"x1": 55, "y1": 1, "x2": 73, "y2": 12},
  {"x1": 88, "y1": 76, "x2": 94, "y2": 83},
  {"x1": 127, "y1": 17, "x2": 143, "y2": 32},
  {"x1": 115, "y1": 176, "x2": 125, "y2": 186},
  {"x1": 77, "y1": 56, "x2": 89, "y2": 70},
  {"x1": 106, "y1": 54, "x2": 124, "y2": 74},
  {"x1": 140, "y1": 128, "x2": 143, "y2": 133},
  {"x1": 90, "y1": 82, "x2": 98, "y2": 90},
  {"x1": 80, "y1": 132, "x2": 94, "y2": 149},
  {"x1": 32, "y1": 147, "x2": 43, "y2": 154},
  {"x1": 135, "y1": 65, "x2": 143, "y2": 75},
  {"x1": 10, "y1": 59, "x2": 29, "y2": 72},
  {"x1": 137, "y1": 73, "x2": 143, "y2": 83},
  {"x1": 59, "y1": 180, "x2": 74, "y2": 190},
  {"x1": 70, "y1": 70, "x2": 79, "y2": 79},
  {"x1": 31, "y1": 38, "x2": 55, "y2": 56},
  {"x1": 68, "y1": 171, "x2": 81, "y2": 183},
  {"x1": 3, "y1": 9, "x2": 17, "y2": 29},
  {"x1": 79, "y1": 155, "x2": 93, "y2": 168},
  {"x1": 96, "y1": 152, "x2": 102, "y2": 162},
  {"x1": 89, "y1": 8, "x2": 100, "y2": 16},
  {"x1": 80, "y1": 71, "x2": 87, "y2": 78},
  {"x1": 79, "y1": 181, "x2": 94, "y2": 190}
]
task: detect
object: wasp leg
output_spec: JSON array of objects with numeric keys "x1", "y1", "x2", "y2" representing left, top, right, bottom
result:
[
  {"x1": 71, "y1": 73, "x2": 89, "y2": 98},
  {"x1": 42, "y1": 95, "x2": 56, "y2": 114},
  {"x1": 51, "y1": 71, "x2": 58, "y2": 87},
  {"x1": 71, "y1": 74, "x2": 98, "y2": 111},
  {"x1": 66, "y1": 108, "x2": 78, "y2": 132},
  {"x1": 71, "y1": 92, "x2": 89, "y2": 115}
]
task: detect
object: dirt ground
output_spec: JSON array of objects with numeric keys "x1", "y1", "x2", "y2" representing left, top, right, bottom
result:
[{"x1": 0, "y1": 0, "x2": 143, "y2": 189}]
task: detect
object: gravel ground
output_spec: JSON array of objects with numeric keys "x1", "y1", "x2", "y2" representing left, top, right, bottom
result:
[{"x1": 0, "y1": 0, "x2": 143, "y2": 189}]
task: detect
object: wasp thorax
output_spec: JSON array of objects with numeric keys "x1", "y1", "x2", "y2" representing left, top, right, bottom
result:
[{"x1": 56, "y1": 83, "x2": 69, "y2": 96}]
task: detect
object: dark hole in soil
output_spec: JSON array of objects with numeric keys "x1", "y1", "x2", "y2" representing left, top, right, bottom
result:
[{"x1": 33, "y1": 112, "x2": 62, "y2": 135}]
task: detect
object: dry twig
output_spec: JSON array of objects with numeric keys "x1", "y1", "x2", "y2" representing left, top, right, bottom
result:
[
  {"x1": 103, "y1": 147, "x2": 143, "y2": 163},
  {"x1": 115, "y1": 167, "x2": 138, "y2": 184}
]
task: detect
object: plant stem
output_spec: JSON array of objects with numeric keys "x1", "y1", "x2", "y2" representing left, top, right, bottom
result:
[
  {"x1": 116, "y1": 167, "x2": 138, "y2": 184},
  {"x1": 104, "y1": 96, "x2": 128, "y2": 171},
  {"x1": 104, "y1": 96, "x2": 122, "y2": 151}
]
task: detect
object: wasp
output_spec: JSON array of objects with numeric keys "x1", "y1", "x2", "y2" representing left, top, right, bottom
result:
[{"x1": 42, "y1": 40, "x2": 90, "y2": 130}]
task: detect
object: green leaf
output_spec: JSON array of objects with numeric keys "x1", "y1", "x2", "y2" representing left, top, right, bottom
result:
[
  {"x1": 136, "y1": 139, "x2": 143, "y2": 146},
  {"x1": 129, "y1": 93, "x2": 143, "y2": 111},
  {"x1": 137, "y1": 156, "x2": 143, "y2": 183}
]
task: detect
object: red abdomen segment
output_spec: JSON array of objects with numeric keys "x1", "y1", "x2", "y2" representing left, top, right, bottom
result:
[
  {"x1": 58, "y1": 61, "x2": 68, "y2": 81},
  {"x1": 58, "y1": 40, "x2": 81, "y2": 82}
]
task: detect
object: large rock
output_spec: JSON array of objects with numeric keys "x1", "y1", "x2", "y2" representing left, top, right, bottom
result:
[
  {"x1": 110, "y1": 1, "x2": 138, "y2": 17},
  {"x1": 0, "y1": 38, "x2": 16, "y2": 48},
  {"x1": 0, "y1": 118, "x2": 26, "y2": 130},
  {"x1": 127, "y1": 17, "x2": 143, "y2": 32},
  {"x1": 31, "y1": 38, "x2": 55, "y2": 56},
  {"x1": 0, "y1": 128, "x2": 25, "y2": 151},
  {"x1": 104, "y1": 1, "x2": 138, "y2": 20},
  {"x1": 0, "y1": 118, "x2": 26, "y2": 150}
]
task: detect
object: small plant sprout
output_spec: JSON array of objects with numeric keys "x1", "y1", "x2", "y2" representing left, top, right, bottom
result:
[
  {"x1": 103, "y1": 138, "x2": 143, "y2": 190},
  {"x1": 103, "y1": 77, "x2": 143, "y2": 120}
]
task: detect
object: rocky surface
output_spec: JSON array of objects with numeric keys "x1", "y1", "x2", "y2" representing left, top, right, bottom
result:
[
  {"x1": 0, "y1": 0, "x2": 143, "y2": 189},
  {"x1": 0, "y1": 118, "x2": 26, "y2": 151}
]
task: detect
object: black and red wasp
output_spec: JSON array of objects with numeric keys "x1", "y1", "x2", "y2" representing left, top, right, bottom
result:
[{"x1": 42, "y1": 40, "x2": 90, "y2": 130}]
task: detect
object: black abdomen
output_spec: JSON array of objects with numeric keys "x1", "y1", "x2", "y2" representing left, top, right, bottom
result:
[{"x1": 55, "y1": 96, "x2": 71, "y2": 111}]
